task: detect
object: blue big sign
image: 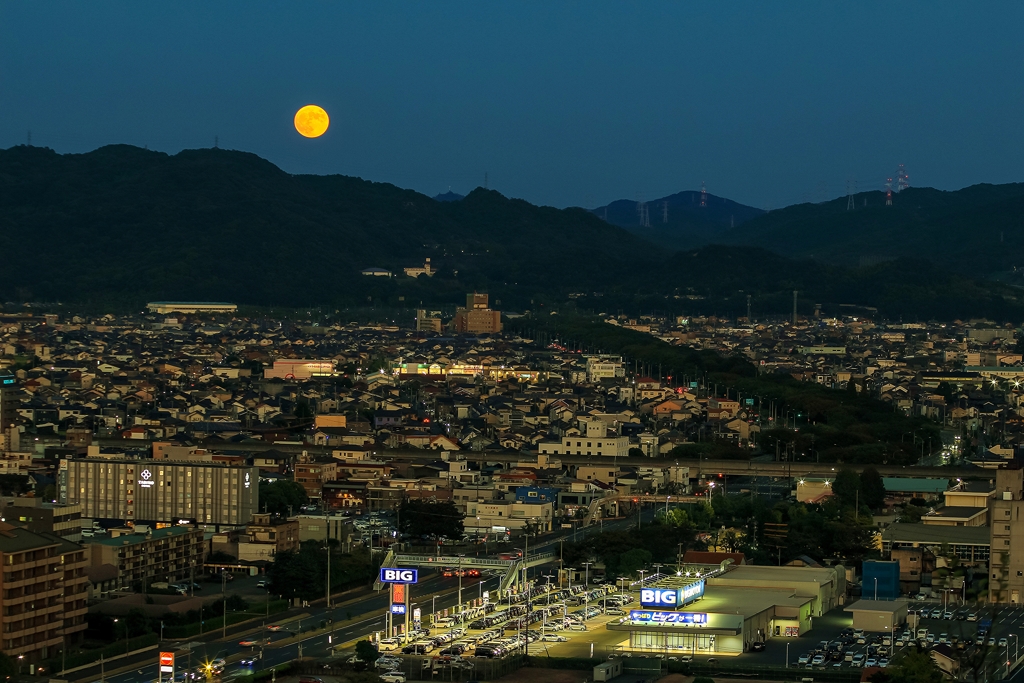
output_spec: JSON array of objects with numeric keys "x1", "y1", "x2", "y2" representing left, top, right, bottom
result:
[{"x1": 379, "y1": 567, "x2": 419, "y2": 584}]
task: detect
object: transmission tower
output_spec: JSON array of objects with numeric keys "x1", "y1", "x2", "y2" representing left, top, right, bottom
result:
[
  {"x1": 885, "y1": 178, "x2": 893, "y2": 206},
  {"x1": 846, "y1": 178, "x2": 857, "y2": 211},
  {"x1": 636, "y1": 194, "x2": 649, "y2": 227},
  {"x1": 662, "y1": 201, "x2": 668, "y2": 224},
  {"x1": 896, "y1": 164, "x2": 909, "y2": 192},
  {"x1": 700, "y1": 181, "x2": 707, "y2": 208}
]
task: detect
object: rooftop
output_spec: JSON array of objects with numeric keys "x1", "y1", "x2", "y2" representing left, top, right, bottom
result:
[
  {"x1": 89, "y1": 526, "x2": 195, "y2": 546},
  {"x1": 881, "y1": 522, "x2": 990, "y2": 546}
]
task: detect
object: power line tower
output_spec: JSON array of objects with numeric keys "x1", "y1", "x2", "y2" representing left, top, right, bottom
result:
[
  {"x1": 636, "y1": 194, "x2": 649, "y2": 227},
  {"x1": 662, "y1": 201, "x2": 668, "y2": 224},
  {"x1": 896, "y1": 164, "x2": 909, "y2": 192},
  {"x1": 846, "y1": 178, "x2": 856, "y2": 211},
  {"x1": 885, "y1": 178, "x2": 893, "y2": 206},
  {"x1": 700, "y1": 181, "x2": 707, "y2": 207}
]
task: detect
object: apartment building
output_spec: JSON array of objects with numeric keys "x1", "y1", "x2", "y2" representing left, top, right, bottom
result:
[
  {"x1": 59, "y1": 458, "x2": 258, "y2": 528},
  {"x1": 0, "y1": 521, "x2": 89, "y2": 661},
  {"x1": 464, "y1": 499, "x2": 554, "y2": 536},
  {"x1": 294, "y1": 460, "x2": 338, "y2": 499},
  {"x1": 989, "y1": 468, "x2": 1024, "y2": 603},
  {"x1": 86, "y1": 526, "x2": 205, "y2": 592}
]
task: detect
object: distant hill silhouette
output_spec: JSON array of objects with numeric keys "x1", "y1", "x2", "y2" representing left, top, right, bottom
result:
[
  {"x1": 0, "y1": 145, "x2": 650, "y2": 309},
  {"x1": 2, "y1": 144, "x2": 1023, "y2": 321},
  {"x1": 721, "y1": 184, "x2": 1024, "y2": 274},
  {"x1": 592, "y1": 190, "x2": 764, "y2": 249},
  {"x1": 433, "y1": 190, "x2": 464, "y2": 202}
]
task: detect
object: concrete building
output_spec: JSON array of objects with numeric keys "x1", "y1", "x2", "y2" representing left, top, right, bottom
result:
[
  {"x1": 297, "y1": 513, "x2": 352, "y2": 545},
  {"x1": 0, "y1": 371, "x2": 20, "y2": 451},
  {"x1": 989, "y1": 468, "x2": 1024, "y2": 603},
  {"x1": 86, "y1": 526, "x2": 205, "y2": 592},
  {"x1": 585, "y1": 355, "x2": 625, "y2": 383},
  {"x1": 453, "y1": 293, "x2": 502, "y2": 334},
  {"x1": 844, "y1": 599, "x2": 908, "y2": 632},
  {"x1": 538, "y1": 417, "x2": 630, "y2": 457},
  {"x1": 415, "y1": 310, "x2": 442, "y2": 333},
  {"x1": 145, "y1": 302, "x2": 237, "y2": 314},
  {"x1": 0, "y1": 521, "x2": 89, "y2": 661},
  {"x1": 59, "y1": 458, "x2": 259, "y2": 528}
]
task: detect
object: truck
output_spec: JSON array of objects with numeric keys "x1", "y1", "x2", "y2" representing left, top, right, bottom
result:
[{"x1": 979, "y1": 618, "x2": 993, "y2": 637}]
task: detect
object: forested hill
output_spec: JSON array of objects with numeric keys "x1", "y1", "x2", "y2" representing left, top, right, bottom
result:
[
  {"x1": 592, "y1": 190, "x2": 764, "y2": 250},
  {"x1": 2, "y1": 143, "x2": 1024, "y2": 322},
  {"x1": 0, "y1": 144, "x2": 651, "y2": 308},
  {"x1": 720, "y1": 183, "x2": 1024, "y2": 274}
]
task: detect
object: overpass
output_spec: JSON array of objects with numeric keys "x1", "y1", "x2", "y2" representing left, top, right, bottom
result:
[
  {"x1": 95, "y1": 437, "x2": 982, "y2": 480},
  {"x1": 584, "y1": 493, "x2": 704, "y2": 525},
  {"x1": 373, "y1": 549, "x2": 558, "y2": 591}
]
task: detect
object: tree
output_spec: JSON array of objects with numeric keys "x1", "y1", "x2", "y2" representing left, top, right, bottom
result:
[
  {"x1": 831, "y1": 468, "x2": 860, "y2": 509},
  {"x1": 0, "y1": 653, "x2": 17, "y2": 680},
  {"x1": 618, "y1": 548, "x2": 652, "y2": 577},
  {"x1": 875, "y1": 649, "x2": 943, "y2": 683},
  {"x1": 628, "y1": 447, "x2": 646, "y2": 458},
  {"x1": 861, "y1": 467, "x2": 886, "y2": 509},
  {"x1": 355, "y1": 639, "x2": 378, "y2": 664},
  {"x1": 259, "y1": 480, "x2": 308, "y2": 517},
  {"x1": 398, "y1": 500, "x2": 464, "y2": 542},
  {"x1": 0, "y1": 474, "x2": 31, "y2": 496}
]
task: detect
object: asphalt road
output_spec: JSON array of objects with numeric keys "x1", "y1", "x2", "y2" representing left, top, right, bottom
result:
[{"x1": 76, "y1": 571, "x2": 503, "y2": 683}]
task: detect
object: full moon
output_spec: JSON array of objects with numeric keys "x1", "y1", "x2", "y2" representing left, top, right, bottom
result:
[{"x1": 294, "y1": 105, "x2": 329, "y2": 138}]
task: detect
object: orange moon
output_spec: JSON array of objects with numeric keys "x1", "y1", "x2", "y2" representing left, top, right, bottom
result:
[{"x1": 294, "y1": 105, "x2": 329, "y2": 138}]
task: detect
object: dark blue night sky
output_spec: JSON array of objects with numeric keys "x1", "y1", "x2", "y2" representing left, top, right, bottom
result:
[{"x1": 2, "y1": 2, "x2": 1020, "y2": 209}]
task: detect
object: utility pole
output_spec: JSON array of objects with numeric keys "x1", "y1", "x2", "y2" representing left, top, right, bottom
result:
[{"x1": 222, "y1": 571, "x2": 227, "y2": 638}]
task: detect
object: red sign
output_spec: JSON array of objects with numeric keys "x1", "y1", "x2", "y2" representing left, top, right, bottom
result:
[
  {"x1": 391, "y1": 583, "x2": 406, "y2": 604},
  {"x1": 160, "y1": 652, "x2": 174, "y2": 667}
]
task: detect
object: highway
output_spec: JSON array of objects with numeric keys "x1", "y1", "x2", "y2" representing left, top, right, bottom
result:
[{"x1": 95, "y1": 438, "x2": 983, "y2": 480}]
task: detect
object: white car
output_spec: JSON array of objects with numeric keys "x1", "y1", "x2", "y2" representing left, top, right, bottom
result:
[
  {"x1": 541, "y1": 634, "x2": 568, "y2": 642},
  {"x1": 380, "y1": 674, "x2": 406, "y2": 683}
]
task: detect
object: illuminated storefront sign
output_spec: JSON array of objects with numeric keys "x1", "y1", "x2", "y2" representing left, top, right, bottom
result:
[
  {"x1": 680, "y1": 579, "x2": 705, "y2": 605},
  {"x1": 641, "y1": 588, "x2": 680, "y2": 607},
  {"x1": 380, "y1": 568, "x2": 419, "y2": 584},
  {"x1": 391, "y1": 604, "x2": 406, "y2": 614},
  {"x1": 244, "y1": 472, "x2": 251, "y2": 489},
  {"x1": 629, "y1": 610, "x2": 708, "y2": 625}
]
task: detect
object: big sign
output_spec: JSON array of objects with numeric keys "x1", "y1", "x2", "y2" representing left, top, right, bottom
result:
[
  {"x1": 641, "y1": 588, "x2": 680, "y2": 607},
  {"x1": 379, "y1": 567, "x2": 419, "y2": 584}
]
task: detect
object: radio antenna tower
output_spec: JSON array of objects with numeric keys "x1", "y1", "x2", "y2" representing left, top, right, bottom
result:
[
  {"x1": 700, "y1": 181, "x2": 707, "y2": 208},
  {"x1": 885, "y1": 178, "x2": 893, "y2": 206},
  {"x1": 896, "y1": 164, "x2": 909, "y2": 192},
  {"x1": 662, "y1": 201, "x2": 668, "y2": 224}
]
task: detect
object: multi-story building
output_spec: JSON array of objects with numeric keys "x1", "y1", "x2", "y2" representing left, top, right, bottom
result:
[
  {"x1": 0, "y1": 521, "x2": 88, "y2": 662},
  {"x1": 453, "y1": 293, "x2": 502, "y2": 334},
  {"x1": 585, "y1": 355, "x2": 625, "y2": 383},
  {"x1": 0, "y1": 371, "x2": 20, "y2": 449},
  {"x1": 59, "y1": 457, "x2": 258, "y2": 529},
  {"x1": 294, "y1": 459, "x2": 338, "y2": 499},
  {"x1": 538, "y1": 417, "x2": 630, "y2": 457},
  {"x1": 2, "y1": 499, "x2": 84, "y2": 542},
  {"x1": 989, "y1": 468, "x2": 1024, "y2": 603},
  {"x1": 85, "y1": 526, "x2": 205, "y2": 592}
]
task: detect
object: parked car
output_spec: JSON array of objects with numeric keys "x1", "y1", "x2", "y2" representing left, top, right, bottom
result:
[
  {"x1": 380, "y1": 674, "x2": 406, "y2": 683},
  {"x1": 541, "y1": 634, "x2": 568, "y2": 642},
  {"x1": 751, "y1": 642, "x2": 765, "y2": 652}
]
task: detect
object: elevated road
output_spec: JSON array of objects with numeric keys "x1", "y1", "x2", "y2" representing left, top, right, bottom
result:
[{"x1": 96, "y1": 438, "x2": 982, "y2": 479}]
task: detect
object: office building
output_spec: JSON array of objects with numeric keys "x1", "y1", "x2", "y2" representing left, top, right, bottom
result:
[
  {"x1": 0, "y1": 521, "x2": 88, "y2": 661},
  {"x1": 0, "y1": 371, "x2": 20, "y2": 450},
  {"x1": 59, "y1": 458, "x2": 259, "y2": 528}
]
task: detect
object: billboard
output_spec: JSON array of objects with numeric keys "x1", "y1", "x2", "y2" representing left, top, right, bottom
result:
[
  {"x1": 629, "y1": 610, "x2": 708, "y2": 625},
  {"x1": 380, "y1": 567, "x2": 418, "y2": 584}
]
